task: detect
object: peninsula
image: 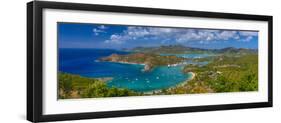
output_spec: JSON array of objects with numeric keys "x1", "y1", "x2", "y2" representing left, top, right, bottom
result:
[{"x1": 99, "y1": 53, "x2": 186, "y2": 71}]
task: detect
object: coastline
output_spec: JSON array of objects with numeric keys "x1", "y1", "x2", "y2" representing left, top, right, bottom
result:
[
  {"x1": 96, "y1": 77, "x2": 113, "y2": 82},
  {"x1": 170, "y1": 72, "x2": 196, "y2": 88},
  {"x1": 189, "y1": 72, "x2": 196, "y2": 80},
  {"x1": 143, "y1": 72, "x2": 196, "y2": 94},
  {"x1": 97, "y1": 60, "x2": 145, "y2": 66},
  {"x1": 96, "y1": 59, "x2": 197, "y2": 94}
]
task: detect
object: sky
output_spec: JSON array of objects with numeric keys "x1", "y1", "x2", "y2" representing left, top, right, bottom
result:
[{"x1": 58, "y1": 23, "x2": 258, "y2": 49}]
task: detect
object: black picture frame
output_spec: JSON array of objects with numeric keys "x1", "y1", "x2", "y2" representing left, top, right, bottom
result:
[{"x1": 27, "y1": 1, "x2": 273, "y2": 122}]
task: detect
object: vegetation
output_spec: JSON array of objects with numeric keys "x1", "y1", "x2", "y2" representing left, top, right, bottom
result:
[
  {"x1": 132, "y1": 45, "x2": 208, "y2": 54},
  {"x1": 59, "y1": 45, "x2": 259, "y2": 99},
  {"x1": 131, "y1": 45, "x2": 257, "y2": 54},
  {"x1": 100, "y1": 53, "x2": 185, "y2": 71},
  {"x1": 59, "y1": 73, "x2": 140, "y2": 99},
  {"x1": 165, "y1": 54, "x2": 258, "y2": 94}
]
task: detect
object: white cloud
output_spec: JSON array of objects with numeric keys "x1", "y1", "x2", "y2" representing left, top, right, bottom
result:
[
  {"x1": 93, "y1": 28, "x2": 104, "y2": 33},
  {"x1": 105, "y1": 34, "x2": 124, "y2": 44},
  {"x1": 126, "y1": 27, "x2": 150, "y2": 37},
  {"x1": 240, "y1": 35, "x2": 254, "y2": 42},
  {"x1": 104, "y1": 26, "x2": 258, "y2": 45},
  {"x1": 239, "y1": 31, "x2": 258, "y2": 36},
  {"x1": 93, "y1": 28, "x2": 105, "y2": 35},
  {"x1": 93, "y1": 25, "x2": 109, "y2": 35},
  {"x1": 175, "y1": 30, "x2": 239, "y2": 43},
  {"x1": 176, "y1": 29, "x2": 200, "y2": 43},
  {"x1": 238, "y1": 31, "x2": 258, "y2": 42},
  {"x1": 98, "y1": 25, "x2": 108, "y2": 29},
  {"x1": 217, "y1": 31, "x2": 237, "y2": 40}
]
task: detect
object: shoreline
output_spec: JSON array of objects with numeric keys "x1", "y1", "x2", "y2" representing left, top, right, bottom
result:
[
  {"x1": 143, "y1": 72, "x2": 196, "y2": 94},
  {"x1": 98, "y1": 58, "x2": 187, "y2": 67},
  {"x1": 96, "y1": 77, "x2": 113, "y2": 82},
  {"x1": 168, "y1": 72, "x2": 196, "y2": 89},
  {"x1": 114, "y1": 61, "x2": 145, "y2": 66},
  {"x1": 97, "y1": 60, "x2": 145, "y2": 66},
  {"x1": 189, "y1": 72, "x2": 196, "y2": 80},
  {"x1": 99, "y1": 60, "x2": 187, "y2": 72}
]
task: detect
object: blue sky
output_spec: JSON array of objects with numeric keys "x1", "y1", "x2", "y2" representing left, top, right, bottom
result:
[{"x1": 58, "y1": 23, "x2": 258, "y2": 49}]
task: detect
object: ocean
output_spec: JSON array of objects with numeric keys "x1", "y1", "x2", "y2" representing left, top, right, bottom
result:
[{"x1": 59, "y1": 48, "x2": 193, "y2": 92}]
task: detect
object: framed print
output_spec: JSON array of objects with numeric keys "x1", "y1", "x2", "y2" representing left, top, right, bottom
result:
[{"x1": 27, "y1": 1, "x2": 273, "y2": 122}]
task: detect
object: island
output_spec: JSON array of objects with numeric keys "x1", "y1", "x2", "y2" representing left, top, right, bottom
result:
[{"x1": 99, "y1": 52, "x2": 186, "y2": 72}]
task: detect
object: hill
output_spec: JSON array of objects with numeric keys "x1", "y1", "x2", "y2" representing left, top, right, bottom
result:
[{"x1": 130, "y1": 45, "x2": 257, "y2": 54}]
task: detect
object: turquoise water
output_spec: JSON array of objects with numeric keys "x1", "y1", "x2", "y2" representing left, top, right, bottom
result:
[
  {"x1": 59, "y1": 49, "x2": 198, "y2": 92},
  {"x1": 106, "y1": 65, "x2": 192, "y2": 92}
]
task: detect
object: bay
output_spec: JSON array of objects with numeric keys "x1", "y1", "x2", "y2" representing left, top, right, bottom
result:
[{"x1": 59, "y1": 48, "x2": 193, "y2": 92}]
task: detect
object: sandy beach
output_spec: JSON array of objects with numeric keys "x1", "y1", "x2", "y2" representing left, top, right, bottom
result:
[
  {"x1": 189, "y1": 72, "x2": 196, "y2": 80},
  {"x1": 174, "y1": 72, "x2": 196, "y2": 87},
  {"x1": 143, "y1": 72, "x2": 196, "y2": 94}
]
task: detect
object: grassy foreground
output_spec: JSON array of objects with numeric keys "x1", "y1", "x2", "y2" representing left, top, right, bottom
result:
[{"x1": 58, "y1": 73, "x2": 140, "y2": 99}]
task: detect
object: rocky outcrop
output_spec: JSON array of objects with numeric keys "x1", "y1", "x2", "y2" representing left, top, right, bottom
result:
[
  {"x1": 143, "y1": 62, "x2": 153, "y2": 72},
  {"x1": 100, "y1": 53, "x2": 120, "y2": 62}
]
